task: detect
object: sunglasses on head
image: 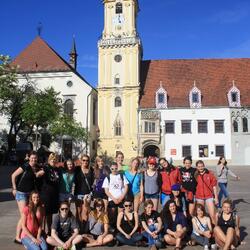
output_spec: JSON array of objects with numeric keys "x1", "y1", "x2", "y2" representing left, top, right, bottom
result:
[
  {"x1": 124, "y1": 204, "x2": 132, "y2": 207},
  {"x1": 60, "y1": 207, "x2": 69, "y2": 211}
]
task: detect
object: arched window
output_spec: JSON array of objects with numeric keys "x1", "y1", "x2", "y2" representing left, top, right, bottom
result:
[
  {"x1": 116, "y1": 2, "x2": 123, "y2": 14},
  {"x1": 233, "y1": 120, "x2": 238, "y2": 133},
  {"x1": 155, "y1": 83, "x2": 167, "y2": 109},
  {"x1": 114, "y1": 74, "x2": 120, "y2": 85},
  {"x1": 227, "y1": 82, "x2": 241, "y2": 107},
  {"x1": 243, "y1": 117, "x2": 248, "y2": 132},
  {"x1": 115, "y1": 97, "x2": 122, "y2": 107},
  {"x1": 114, "y1": 120, "x2": 122, "y2": 136},
  {"x1": 64, "y1": 99, "x2": 74, "y2": 118},
  {"x1": 189, "y1": 83, "x2": 202, "y2": 108}
]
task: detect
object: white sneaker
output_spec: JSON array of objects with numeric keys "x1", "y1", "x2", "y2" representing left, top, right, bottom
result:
[
  {"x1": 211, "y1": 244, "x2": 218, "y2": 250},
  {"x1": 204, "y1": 245, "x2": 209, "y2": 250}
]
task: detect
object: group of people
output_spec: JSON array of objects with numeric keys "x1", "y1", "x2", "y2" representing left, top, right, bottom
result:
[{"x1": 11, "y1": 150, "x2": 241, "y2": 250}]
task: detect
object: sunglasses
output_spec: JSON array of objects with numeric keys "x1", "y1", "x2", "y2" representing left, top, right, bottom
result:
[
  {"x1": 60, "y1": 207, "x2": 69, "y2": 211},
  {"x1": 110, "y1": 168, "x2": 118, "y2": 171},
  {"x1": 96, "y1": 204, "x2": 103, "y2": 208},
  {"x1": 124, "y1": 204, "x2": 132, "y2": 207},
  {"x1": 82, "y1": 159, "x2": 89, "y2": 162}
]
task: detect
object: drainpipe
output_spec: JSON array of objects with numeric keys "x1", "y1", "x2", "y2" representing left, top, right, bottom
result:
[{"x1": 85, "y1": 91, "x2": 92, "y2": 155}]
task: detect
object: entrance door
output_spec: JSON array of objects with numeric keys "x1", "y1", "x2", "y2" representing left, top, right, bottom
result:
[
  {"x1": 144, "y1": 145, "x2": 160, "y2": 158},
  {"x1": 63, "y1": 140, "x2": 72, "y2": 159}
]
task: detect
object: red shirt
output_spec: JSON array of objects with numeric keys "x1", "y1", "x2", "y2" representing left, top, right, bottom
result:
[
  {"x1": 160, "y1": 167, "x2": 181, "y2": 194},
  {"x1": 21, "y1": 206, "x2": 43, "y2": 239},
  {"x1": 195, "y1": 170, "x2": 217, "y2": 199}
]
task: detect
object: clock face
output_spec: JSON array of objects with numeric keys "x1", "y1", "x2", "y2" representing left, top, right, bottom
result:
[{"x1": 113, "y1": 14, "x2": 124, "y2": 25}]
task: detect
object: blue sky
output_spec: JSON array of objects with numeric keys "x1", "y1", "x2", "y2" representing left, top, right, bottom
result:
[{"x1": 1, "y1": 0, "x2": 250, "y2": 86}]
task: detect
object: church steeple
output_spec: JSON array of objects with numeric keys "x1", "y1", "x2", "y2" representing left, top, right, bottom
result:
[{"x1": 69, "y1": 37, "x2": 78, "y2": 70}]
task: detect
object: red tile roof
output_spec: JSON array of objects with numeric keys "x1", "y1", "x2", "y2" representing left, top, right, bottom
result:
[
  {"x1": 11, "y1": 36, "x2": 72, "y2": 73},
  {"x1": 140, "y1": 59, "x2": 250, "y2": 108}
]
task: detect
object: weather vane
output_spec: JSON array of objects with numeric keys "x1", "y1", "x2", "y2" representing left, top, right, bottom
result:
[{"x1": 37, "y1": 22, "x2": 43, "y2": 36}]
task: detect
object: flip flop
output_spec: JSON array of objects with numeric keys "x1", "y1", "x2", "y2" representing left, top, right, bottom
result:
[{"x1": 14, "y1": 239, "x2": 22, "y2": 245}]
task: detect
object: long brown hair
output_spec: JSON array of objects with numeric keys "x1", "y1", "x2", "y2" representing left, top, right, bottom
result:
[
  {"x1": 92, "y1": 198, "x2": 108, "y2": 224},
  {"x1": 28, "y1": 191, "x2": 43, "y2": 227},
  {"x1": 194, "y1": 203, "x2": 207, "y2": 217},
  {"x1": 94, "y1": 156, "x2": 103, "y2": 179}
]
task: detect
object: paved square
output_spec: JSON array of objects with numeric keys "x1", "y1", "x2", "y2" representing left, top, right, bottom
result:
[{"x1": 0, "y1": 165, "x2": 249, "y2": 250}]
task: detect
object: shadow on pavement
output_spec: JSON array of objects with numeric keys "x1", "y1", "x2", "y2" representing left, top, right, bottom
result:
[
  {"x1": 240, "y1": 226, "x2": 248, "y2": 242},
  {"x1": 234, "y1": 199, "x2": 250, "y2": 206},
  {"x1": 0, "y1": 192, "x2": 14, "y2": 202}
]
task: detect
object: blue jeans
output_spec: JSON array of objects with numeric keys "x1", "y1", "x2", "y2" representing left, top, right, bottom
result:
[
  {"x1": 142, "y1": 225, "x2": 161, "y2": 246},
  {"x1": 116, "y1": 232, "x2": 143, "y2": 246},
  {"x1": 218, "y1": 183, "x2": 229, "y2": 208},
  {"x1": 21, "y1": 236, "x2": 48, "y2": 250},
  {"x1": 191, "y1": 233, "x2": 210, "y2": 247}
]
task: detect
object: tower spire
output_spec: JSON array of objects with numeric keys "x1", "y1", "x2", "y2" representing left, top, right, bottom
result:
[{"x1": 69, "y1": 36, "x2": 78, "y2": 70}]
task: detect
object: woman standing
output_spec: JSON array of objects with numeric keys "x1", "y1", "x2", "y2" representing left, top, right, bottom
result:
[
  {"x1": 59, "y1": 159, "x2": 75, "y2": 203},
  {"x1": 180, "y1": 156, "x2": 197, "y2": 216},
  {"x1": 191, "y1": 204, "x2": 214, "y2": 250},
  {"x1": 162, "y1": 200, "x2": 187, "y2": 250},
  {"x1": 195, "y1": 160, "x2": 218, "y2": 224},
  {"x1": 116, "y1": 151, "x2": 129, "y2": 173},
  {"x1": 116, "y1": 199, "x2": 143, "y2": 246},
  {"x1": 11, "y1": 151, "x2": 43, "y2": 244},
  {"x1": 21, "y1": 191, "x2": 47, "y2": 250},
  {"x1": 144, "y1": 157, "x2": 161, "y2": 210},
  {"x1": 93, "y1": 156, "x2": 110, "y2": 212},
  {"x1": 124, "y1": 157, "x2": 143, "y2": 212},
  {"x1": 81, "y1": 198, "x2": 114, "y2": 247},
  {"x1": 46, "y1": 201, "x2": 82, "y2": 249},
  {"x1": 216, "y1": 156, "x2": 240, "y2": 208},
  {"x1": 214, "y1": 199, "x2": 240, "y2": 250},
  {"x1": 74, "y1": 154, "x2": 94, "y2": 221},
  {"x1": 40, "y1": 153, "x2": 60, "y2": 234}
]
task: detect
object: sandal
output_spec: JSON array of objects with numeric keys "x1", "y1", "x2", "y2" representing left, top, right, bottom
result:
[{"x1": 13, "y1": 239, "x2": 22, "y2": 245}]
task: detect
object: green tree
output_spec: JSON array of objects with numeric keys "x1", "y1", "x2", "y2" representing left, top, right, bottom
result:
[
  {"x1": 49, "y1": 114, "x2": 88, "y2": 159},
  {"x1": 21, "y1": 87, "x2": 62, "y2": 148},
  {"x1": 0, "y1": 55, "x2": 35, "y2": 151}
]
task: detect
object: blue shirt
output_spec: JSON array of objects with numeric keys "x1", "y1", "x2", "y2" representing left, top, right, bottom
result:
[
  {"x1": 124, "y1": 171, "x2": 142, "y2": 195},
  {"x1": 164, "y1": 212, "x2": 187, "y2": 232}
]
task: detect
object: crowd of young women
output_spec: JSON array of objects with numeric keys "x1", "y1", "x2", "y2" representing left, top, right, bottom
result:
[{"x1": 11, "y1": 151, "x2": 241, "y2": 250}]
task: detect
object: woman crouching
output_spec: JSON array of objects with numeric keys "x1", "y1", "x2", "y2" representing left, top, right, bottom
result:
[
  {"x1": 21, "y1": 191, "x2": 48, "y2": 250},
  {"x1": 46, "y1": 201, "x2": 82, "y2": 249},
  {"x1": 214, "y1": 199, "x2": 240, "y2": 250},
  {"x1": 81, "y1": 198, "x2": 113, "y2": 247}
]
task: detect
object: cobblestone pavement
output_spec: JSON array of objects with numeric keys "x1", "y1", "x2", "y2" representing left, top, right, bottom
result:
[{"x1": 0, "y1": 164, "x2": 249, "y2": 250}]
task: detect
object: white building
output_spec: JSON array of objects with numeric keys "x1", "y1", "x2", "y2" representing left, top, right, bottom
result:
[
  {"x1": 138, "y1": 59, "x2": 250, "y2": 165},
  {"x1": 1, "y1": 36, "x2": 97, "y2": 159}
]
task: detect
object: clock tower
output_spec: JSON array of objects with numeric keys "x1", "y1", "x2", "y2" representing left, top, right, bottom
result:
[{"x1": 98, "y1": 0, "x2": 141, "y2": 160}]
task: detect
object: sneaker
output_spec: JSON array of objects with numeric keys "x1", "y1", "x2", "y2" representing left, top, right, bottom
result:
[
  {"x1": 204, "y1": 245, "x2": 209, "y2": 250},
  {"x1": 211, "y1": 244, "x2": 218, "y2": 250},
  {"x1": 56, "y1": 247, "x2": 64, "y2": 250}
]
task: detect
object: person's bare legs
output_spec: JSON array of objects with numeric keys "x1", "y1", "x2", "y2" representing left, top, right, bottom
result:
[
  {"x1": 75, "y1": 199, "x2": 82, "y2": 222},
  {"x1": 214, "y1": 226, "x2": 227, "y2": 248},
  {"x1": 16, "y1": 200, "x2": 27, "y2": 241},
  {"x1": 103, "y1": 199, "x2": 108, "y2": 213},
  {"x1": 175, "y1": 224, "x2": 185, "y2": 248},
  {"x1": 149, "y1": 198, "x2": 158, "y2": 211},
  {"x1": 133, "y1": 193, "x2": 141, "y2": 212},
  {"x1": 164, "y1": 234, "x2": 176, "y2": 246},
  {"x1": 223, "y1": 228, "x2": 235, "y2": 250},
  {"x1": 206, "y1": 200, "x2": 216, "y2": 225},
  {"x1": 46, "y1": 236, "x2": 63, "y2": 247}
]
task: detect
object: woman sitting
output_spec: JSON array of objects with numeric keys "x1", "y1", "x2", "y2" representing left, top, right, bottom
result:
[
  {"x1": 162, "y1": 200, "x2": 187, "y2": 250},
  {"x1": 116, "y1": 199, "x2": 143, "y2": 246},
  {"x1": 21, "y1": 191, "x2": 48, "y2": 250},
  {"x1": 191, "y1": 204, "x2": 215, "y2": 250},
  {"x1": 81, "y1": 198, "x2": 113, "y2": 247},
  {"x1": 140, "y1": 199, "x2": 162, "y2": 250},
  {"x1": 46, "y1": 201, "x2": 82, "y2": 250},
  {"x1": 214, "y1": 199, "x2": 240, "y2": 250}
]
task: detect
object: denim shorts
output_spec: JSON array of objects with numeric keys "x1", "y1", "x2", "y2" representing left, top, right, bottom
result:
[
  {"x1": 16, "y1": 191, "x2": 30, "y2": 202},
  {"x1": 196, "y1": 197, "x2": 214, "y2": 203},
  {"x1": 145, "y1": 193, "x2": 159, "y2": 199}
]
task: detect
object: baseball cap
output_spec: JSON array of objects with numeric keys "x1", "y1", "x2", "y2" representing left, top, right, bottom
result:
[
  {"x1": 171, "y1": 184, "x2": 181, "y2": 191},
  {"x1": 147, "y1": 157, "x2": 157, "y2": 165}
]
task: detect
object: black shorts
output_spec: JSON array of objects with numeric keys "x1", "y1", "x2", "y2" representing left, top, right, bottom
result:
[
  {"x1": 221, "y1": 226, "x2": 235, "y2": 235},
  {"x1": 108, "y1": 200, "x2": 123, "y2": 208},
  {"x1": 93, "y1": 191, "x2": 108, "y2": 200}
]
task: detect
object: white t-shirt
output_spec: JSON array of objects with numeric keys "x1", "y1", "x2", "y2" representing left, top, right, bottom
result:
[{"x1": 102, "y1": 173, "x2": 129, "y2": 201}]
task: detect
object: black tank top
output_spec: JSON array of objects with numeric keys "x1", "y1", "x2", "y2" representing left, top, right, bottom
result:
[
  {"x1": 121, "y1": 212, "x2": 135, "y2": 234},
  {"x1": 218, "y1": 212, "x2": 235, "y2": 230}
]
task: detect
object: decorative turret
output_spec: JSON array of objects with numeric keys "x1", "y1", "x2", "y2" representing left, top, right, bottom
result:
[{"x1": 69, "y1": 37, "x2": 78, "y2": 70}]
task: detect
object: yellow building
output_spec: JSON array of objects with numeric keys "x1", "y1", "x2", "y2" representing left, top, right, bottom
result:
[{"x1": 98, "y1": 0, "x2": 141, "y2": 160}]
